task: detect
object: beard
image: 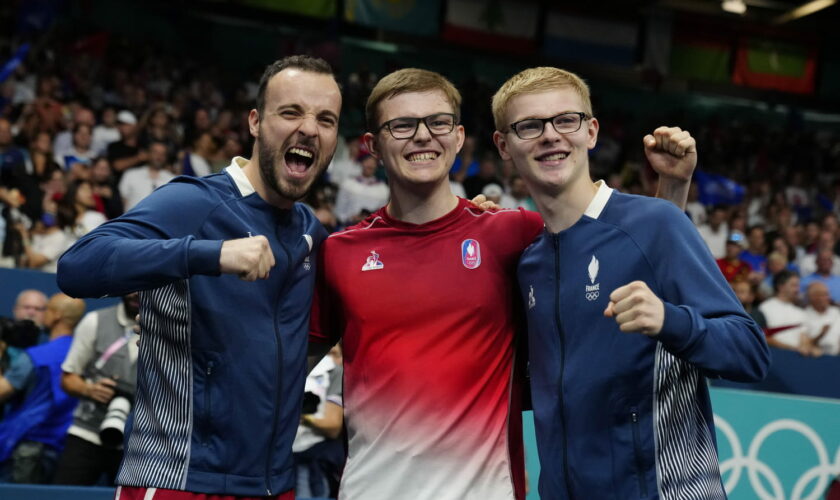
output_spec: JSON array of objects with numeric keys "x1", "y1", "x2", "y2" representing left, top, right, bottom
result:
[{"x1": 258, "y1": 138, "x2": 317, "y2": 203}]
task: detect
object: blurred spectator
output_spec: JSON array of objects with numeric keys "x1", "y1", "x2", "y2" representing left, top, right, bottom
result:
[
  {"x1": 181, "y1": 132, "x2": 217, "y2": 177},
  {"x1": 334, "y1": 154, "x2": 388, "y2": 226},
  {"x1": 716, "y1": 233, "x2": 750, "y2": 283},
  {"x1": 799, "y1": 230, "x2": 840, "y2": 276},
  {"x1": 482, "y1": 183, "x2": 514, "y2": 209},
  {"x1": 758, "y1": 270, "x2": 820, "y2": 356},
  {"x1": 59, "y1": 180, "x2": 107, "y2": 243},
  {"x1": 508, "y1": 175, "x2": 536, "y2": 211},
  {"x1": 804, "y1": 282, "x2": 840, "y2": 356},
  {"x1": 118, "y1": 141, "x2": 175, "y2": 211},
  {"x1": 89, "y1": 157, "x2": 123, "y2": 220},
  {"x1": 698, "y1": 205, "x2": 729, "y2": 259},
  {"x1": 91, "y1": 107, "x2": 120, "y2": 155},
  {"x1": 800, "y1": 249, "x2": 840, "y2": 303},
  {"x1": 740, "y1": 225, "x2": 768, "y2": 275},
  {"x1": 11, "y1": 290, "x2": 48, "y2": 328},
  {"x1": 732, "y1": 280, "x2": 766, "y2": 329},
  {"x1": 293, "y1": 344, "x2": 344, "y2": 499},
  {"x1": 758, "y1": 252, "x2": 792, "y2": 300},
  {"x1": 52, "y1": 293, "x2": 139, "y2": 486},
  {"x1": 450, "y1": 135, "x2": 478, "y2": 181},
  {"x1": 139, "y1": 105, "x2": 179, "y2": 154},
  {"x1": 0, "y1": 294, "x2": 86, "y2": 483},
  {"x1": 463, "y1": 152, "x2": 503, "y2": 200},
  {"x1": 107, "y1": 111, "x2": 146, "y2": 175},
  {"x1": 684, "y1": 183, "x2": 706, "y2": 225},
  {"x1": 327, "y1": 135, "x2": 363, "y2": 186},
  {"x1": 53, "y1": 109, "x2": 95, "y2": 164},
  {"x1": 54, "y1": 124, "x2": 96, "y2": 172}
]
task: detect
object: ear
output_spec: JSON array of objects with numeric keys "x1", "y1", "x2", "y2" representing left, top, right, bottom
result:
[
  {"x1": 493, "y1": 130, "x2": 511, "y2": 161},
  {"x1": 587, "y1": 117, "x2": 600, "y2": 150},
  {"x1": 454, "y1": 124, "x2": 465, "y2": 154},
  {"x1": 362, "y1": 132, "x2": 379, "y2": 159},
  {"x1": 248, "y1": 109, "x2": 260, "y2": 138}
]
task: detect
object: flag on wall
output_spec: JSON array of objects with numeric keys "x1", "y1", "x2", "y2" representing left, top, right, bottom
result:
[
  {"x1": 670, "y1": 33, "x2": 731, "y2": 83},
  {"x1": 694, "y1": 170, "x2": 745, "y2": 206},
  {"x1": 441, "y1": 0, "x2": 538, "y2": 54},
  {"x1": 345, "y1": 0, "x2": 441, "y2": 36},
  {"x1": 543, "y1": 13, "x2": 638, "y2": 68},
  {"x1": 732, "y1": 38, "x2": 816, "y2": 94}
]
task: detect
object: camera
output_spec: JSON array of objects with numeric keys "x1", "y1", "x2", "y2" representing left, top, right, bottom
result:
[
  {"x1": 100, "y1": 393, "x2": 132, "y2": 448},
  {"x1": 301, "y1": 391, "x2": 321, "y2": 415},
  {"x1": 0, "y1": 317, "x2": 41, "y2": 349}
]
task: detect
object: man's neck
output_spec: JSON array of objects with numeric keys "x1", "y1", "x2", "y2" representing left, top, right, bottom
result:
[
  {"x1": 49, "y1": 325, "x2": 73, "y2": 340},
  {"x1": 386, "y1": 179, "x2": 458, "y2": 225},
  {"x1": 531, "y1": 175, "x2": 598, "y2": 233}
]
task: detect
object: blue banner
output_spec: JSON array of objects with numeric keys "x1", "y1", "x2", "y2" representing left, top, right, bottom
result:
[
  {"x1": 694, "y1": 169, "x2": 746, "y2": 205},
  {"x1": 0, "y1": 44, "x2": 30, "y2": 84}
]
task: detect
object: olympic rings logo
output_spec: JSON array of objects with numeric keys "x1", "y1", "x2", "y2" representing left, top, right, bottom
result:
[
  {"x1": 585, "y1": 291, "x2": 599, "y2": 301},
  {"x1": 715, "y1": 415, "x2": 840, "y2": 500}
]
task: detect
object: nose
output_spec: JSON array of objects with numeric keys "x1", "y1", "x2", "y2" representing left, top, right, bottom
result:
[
  {"x1": 412, "y1": 120, "x2": 432, "y2": 142},
  {"x1": 540, "y1": 121, "x2": 564, "y2": 143},
  {"x1": 298, "y1": 113, "x2": 319, "y2": 137}
]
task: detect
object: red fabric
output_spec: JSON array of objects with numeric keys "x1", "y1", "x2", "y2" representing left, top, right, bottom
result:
[
  {"x1": 310, "y1": 199, "x2": 544, "y2": 499},
  {"x1": 115, "y1": 486, "x2": 294, "y2": 500},
  {"x1": 716, "y1": 258, "x2": 750, "y2": 283}
]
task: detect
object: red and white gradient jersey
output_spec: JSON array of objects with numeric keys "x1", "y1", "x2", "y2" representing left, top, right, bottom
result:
[{"x1": 310, "y1": 198, "x2": 544, "y2": 500}]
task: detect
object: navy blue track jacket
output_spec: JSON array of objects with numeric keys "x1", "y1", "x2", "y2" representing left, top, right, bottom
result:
[
  {"x1": 518, "y1": 182, "x2": 769, "y2": 500},
  {"x1": 58, "y1": 158, "x2": 327, "y2": 496}
]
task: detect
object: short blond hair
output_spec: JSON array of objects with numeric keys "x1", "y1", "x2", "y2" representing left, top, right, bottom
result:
[
  {"x1": 365, "y1": 68, "x2": 461, "y2": 132},
  {"x1": 492, "y1": 67, "x2": 592, "y2": 132}
]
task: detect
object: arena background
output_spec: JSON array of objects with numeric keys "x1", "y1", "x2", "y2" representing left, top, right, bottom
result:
[{"x1": 2, "y1": 1, "x2": 839, "y2": 499}]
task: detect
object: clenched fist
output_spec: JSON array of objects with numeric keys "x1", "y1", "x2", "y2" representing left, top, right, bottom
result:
[
  {"x1": 643, "y1": 126, "x2": 697, "y2": 182},
  {"x1": 219, "y1": 235, "x2": 276, "y2": 281},
  {"x1": 603, "y1": 281, "x2": 664, "y2": 336}
]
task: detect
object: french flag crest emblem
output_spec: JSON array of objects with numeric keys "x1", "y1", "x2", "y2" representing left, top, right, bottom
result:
[{"x1": 461, "y1": 239, "x2": 481, "y2": 269}]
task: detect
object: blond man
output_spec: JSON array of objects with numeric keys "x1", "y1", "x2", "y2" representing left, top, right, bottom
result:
[{"x1": 492, "y1": 66, "x2": 769, "y2": 499}]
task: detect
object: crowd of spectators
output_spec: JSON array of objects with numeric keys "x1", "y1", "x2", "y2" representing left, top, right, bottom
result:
[{"x1": 2, "y1": 20, "x2": 840, "y2": 492}]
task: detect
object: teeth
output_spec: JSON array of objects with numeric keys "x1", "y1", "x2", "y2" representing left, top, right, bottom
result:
[
  {"x1": 542, "y1": 152, "x2": 569, "y2": 161},
  {"x1": 289, "y1": 147, "x2": 313, "y2": 158},
  {"x1": 407, "y1": 152, "x2": 437, "y2": 161}
]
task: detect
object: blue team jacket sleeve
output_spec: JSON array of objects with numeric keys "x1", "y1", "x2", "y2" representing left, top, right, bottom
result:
[
  {"x1": 646, "y1": 203, "x2": 770, "y2": 382},
  {"x1": 58, "y1": 179, "x2": 224, "y2": 298}
]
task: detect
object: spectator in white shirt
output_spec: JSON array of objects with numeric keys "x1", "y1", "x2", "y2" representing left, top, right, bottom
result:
[
  {"x1": 118, "y1": 141, "x2": 175, "y2": 211},
  {"x1": 697, "y1": 205, "x2": 729, "y2": 259},
  {"x1": 334, "y1": 154, "x2": 389, "y2": 226},
  {"x1": 804, "y1": 281, "x2": 840, "y2": 356},
  {"x1": 759, "y1": 270, "x2": 821, "y2": 356}
]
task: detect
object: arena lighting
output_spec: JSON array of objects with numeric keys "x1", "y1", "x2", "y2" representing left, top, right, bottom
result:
[
  {"x1": 772, "y1": 0, "x2": 837, "y2": 24},
  {"x1": 722, "y1": 0, "x2": 748, "y2": 14}
]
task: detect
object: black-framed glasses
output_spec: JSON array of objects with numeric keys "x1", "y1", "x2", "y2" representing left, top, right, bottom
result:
[
  {"x1": 509, "y1": 112, "x2": 588, "y2": 140},
  {"x1": 377, "y1": 113, "x2": 458, "y2": 140}
]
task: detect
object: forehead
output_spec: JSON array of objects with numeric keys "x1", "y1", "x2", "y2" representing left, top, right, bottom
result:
[
  {"x1": 265, "y1": 68, "x2": 341, "y2": 114},
  {"x1": 505, "y1": 88, "x2": 584, "y2": 124},
  {"x1": 377, "y1": 90, "x2": 454, "y2": 122}
]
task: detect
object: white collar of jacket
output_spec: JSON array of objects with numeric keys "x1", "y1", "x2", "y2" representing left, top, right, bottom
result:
[
  {"x1": 583, "y1": 180, "x2": 613, "y2": 220},
  {"x1": 224, "y1": 157, "x2": 256, "y2": 197}
]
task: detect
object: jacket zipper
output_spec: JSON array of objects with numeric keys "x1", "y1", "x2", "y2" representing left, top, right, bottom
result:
[
  {"x1": 264, "y1": 236, "x2": 293, "y2": 495},
  {"x1": 204, "y1": 360, "x2": 214, "y2": 444},
  {"x1": 553, "y1": 235, "x2": 573, "y2": 499},
  {"x1": 631, "y1": 409, "x2": 648, "y2": 497}
]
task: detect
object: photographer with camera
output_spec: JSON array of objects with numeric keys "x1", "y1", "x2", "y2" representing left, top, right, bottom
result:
[
  {"x1": 52, "y1": 292, "x2": 139, "y2": 486},
  {"x1": 0, "y1": 293, "x2": 85, "y2": 483}
]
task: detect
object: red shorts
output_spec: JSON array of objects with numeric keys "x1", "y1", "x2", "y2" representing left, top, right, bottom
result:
[{"x1": 114, "y1": 486, "x2": 295, "y2": 500}]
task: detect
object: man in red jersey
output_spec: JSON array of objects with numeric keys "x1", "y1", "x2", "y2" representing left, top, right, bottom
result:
[{"x1": 309, "y1": 68, "x2": 691, "y2": 500}]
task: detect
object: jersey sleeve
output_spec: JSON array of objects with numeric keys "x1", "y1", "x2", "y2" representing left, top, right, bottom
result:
[
  {"x1": 646, "y1": 203, "x2": 770, "y2": 382},
  {"x1": 57, "y1": 179, "x2": 224, "y2": 298},
  {"x1": 309, "y1": 237, "x2": 342, "y2": 346}
]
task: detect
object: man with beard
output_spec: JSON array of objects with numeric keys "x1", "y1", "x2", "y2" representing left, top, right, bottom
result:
[{"x1": 57, "y1": 56, "x2": 340, "y2": 499}]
